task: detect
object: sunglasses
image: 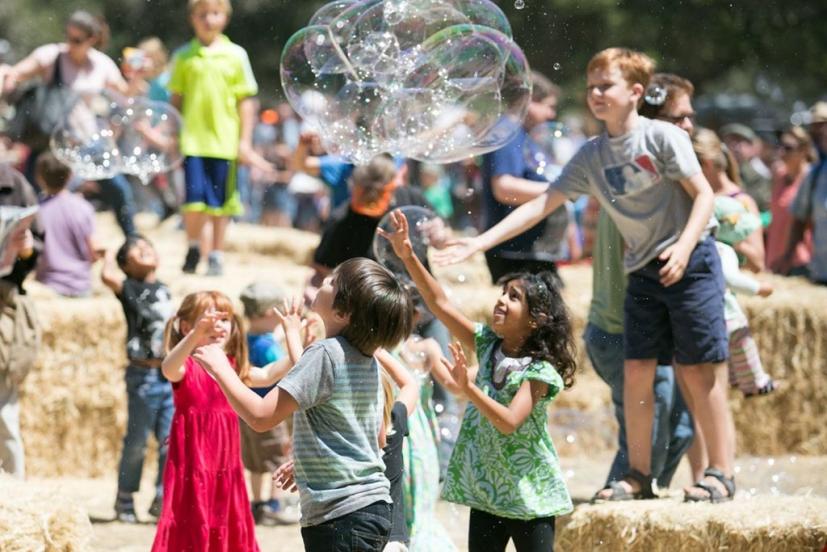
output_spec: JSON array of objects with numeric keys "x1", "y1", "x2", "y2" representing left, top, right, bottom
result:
[
  {"x1": 66, "y1": 34, "x2": 89, "y2": 45},
  {"x1": 658, "y1": 113, "x2": 695, "y2": 125}
]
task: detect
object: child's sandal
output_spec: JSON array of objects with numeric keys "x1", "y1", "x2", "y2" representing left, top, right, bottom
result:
[
  {"x1": 745, "y1": 379, "x2": 781, "y2": 398},
  {"x1": 592, "y1": 469, "x2": 656, "y2": 502},
  {"x1": 684, "y1": 467, "x2": 735, "y2": 503}
]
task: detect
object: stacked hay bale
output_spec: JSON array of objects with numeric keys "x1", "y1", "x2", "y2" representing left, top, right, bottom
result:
[
  {"x1": 557, "y1": 496, "x2": 827, "y2": 551},
  {"x1": 0, "y1": 475, "x2": 92, "y2": 551}
]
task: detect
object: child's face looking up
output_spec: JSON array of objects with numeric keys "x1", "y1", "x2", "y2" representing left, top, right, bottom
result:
[
  {"x1": 190, "y1": 2, "x2": 229, "y2": 45},
  {"x1": 586, "y1": 65, "x2": 640, "y2": 122},
  {"x1": 491, "y1": 279, "x2": 534, "y2": 344},
  {"x1": 124, "y1": 239, "x2": 158, "y2": 277},
  {"x1": 311, "y1": 274, "x2": 349, "y2": 337}
]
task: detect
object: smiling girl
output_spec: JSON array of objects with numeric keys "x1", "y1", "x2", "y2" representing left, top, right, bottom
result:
[{"x1": 380, "y1": 210, "x2": 576, "y2": 552}]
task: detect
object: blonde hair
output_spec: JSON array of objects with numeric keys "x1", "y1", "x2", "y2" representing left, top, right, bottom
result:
[
  {"x1": 782, "y1": 126, "x2": 817, "y2": 163},
  {"x1": 163, "y1": 291, "x2": 250, "y2": 383},
  {"x1": 693, "y1": 128, "x2": 741, "y2": 185},
  {"x1": 188, "y1": 0, "x2": 232, "y2": 15},
  {"x1": 380, "y1": 369, "x2": 395, "y2": 438},
  {"x1": 587, "y1": 47, "x2": 655, "y2": 89},
  {"x1": 137, "y1": 37, "x2": 169, "y2": 77}
]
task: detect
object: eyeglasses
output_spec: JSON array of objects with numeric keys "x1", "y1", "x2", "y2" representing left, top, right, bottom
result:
[
  {"x1": 66, "y1": 35, "x2": 88, "y2": 45},
  {"x1": 658, "y1": 113, "x2": 695, "y2": 125}
]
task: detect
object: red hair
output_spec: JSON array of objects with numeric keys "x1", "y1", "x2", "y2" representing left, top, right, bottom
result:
[{"x1": 164, "y1": 291, "x2": 250, "y2": 383}]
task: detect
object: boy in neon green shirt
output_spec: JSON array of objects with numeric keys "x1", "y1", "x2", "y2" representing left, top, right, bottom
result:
[{"x1": 170, "y1": 0, "x2": 270, "y2": 276}]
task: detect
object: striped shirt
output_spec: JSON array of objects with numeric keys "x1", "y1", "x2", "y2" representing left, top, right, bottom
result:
[{"x1": 278, "y1": 337, "x2": 390, "y2": 527}]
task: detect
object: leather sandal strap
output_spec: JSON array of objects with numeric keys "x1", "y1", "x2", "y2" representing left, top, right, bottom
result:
[
  {"x1": 626, "y1": 469, "x2": 656, "y2": 498},
  {"x1": 703, "y1": 467, "x2": 736, "y2": 497}
]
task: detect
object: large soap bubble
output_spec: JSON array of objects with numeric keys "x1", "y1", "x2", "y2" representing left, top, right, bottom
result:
[
  {"x1": 51, "y1": 92, "x2": 183, "y2": 182},
  {"x1": 50, "y1": 92, "x2": 122, "y2": 180},
  {"x1": 372, "y1": 205, "x2": 440, "y2": 282},
  {"x1": 524, "y1": 122, "x2": 575, "y2": 181},
  {"x1": 116, "y1": 100, "x2": 183, "y2": 184},
  {"x1": 281, "y1": 0, "x2": 530, "y2": 165}
]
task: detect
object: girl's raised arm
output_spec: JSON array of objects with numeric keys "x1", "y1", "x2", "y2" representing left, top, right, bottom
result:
[
  {"x1": 375, "y1": 348, "x2": 420, "y2": 416},
  {"x1": 446, "y1": 343, "x2": 546, "y2": 435},
  {"x1": 162, "y1": 311, "x2": 220, "y2": 382},
  {"x1": 378, "y1": 210, "x2": 475, "y2": 350}
]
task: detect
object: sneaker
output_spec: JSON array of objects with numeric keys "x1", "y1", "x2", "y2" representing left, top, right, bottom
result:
[
  {"x1": 206, "y1": 252, "x2": 224, "y2": 277},
  {"x1": 182, "y1": 246, "x2": 200, "y2": 274},
  {"x1": 115, "y1": 496, "x2": 139, "y2": 524},
  {"x1": 260, "y1": 497, "x2": 300, "y2": 526},
  {"x1": 148, "y1": 495, "x2": 163, "y2": 518}
]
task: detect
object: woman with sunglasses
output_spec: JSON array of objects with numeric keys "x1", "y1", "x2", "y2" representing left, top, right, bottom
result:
[
  {"x1": 1, "y1": 10, "x2": 138, "y2": 237},
  {"x1": 767, "y1": 127, "x2": 816, "y2": 276}
]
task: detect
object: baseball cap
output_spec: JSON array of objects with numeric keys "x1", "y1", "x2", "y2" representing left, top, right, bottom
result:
[
  {"x1": 240, "y1": 281, "x2": 286, "y2": 318},
  {"x1": 719, "y1": 123, "x2": 758, "y2": 142},
  {"x1": 809, "y1": 101, "x2": 827, "y2": 125}
]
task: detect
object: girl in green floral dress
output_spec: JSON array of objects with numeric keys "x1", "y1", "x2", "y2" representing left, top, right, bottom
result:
[{"x1": 379, "y1": 210, "x2": 576, "y2": 552}]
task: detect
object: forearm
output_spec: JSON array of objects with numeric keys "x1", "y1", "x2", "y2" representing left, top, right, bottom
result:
[
  {"x1": 734, "y1": 233, "x2": 765, "y2": 272},
  {"x1": 162, "y1": 332, "x2": 199, "y2": 381},
  {"x1": 677, "y1": 187, "x2": 714, "y2": 248},
  {"x1": 212, "y1": 368, "x2": 276, "y2": 430},
  {"x1": 238, "y1": 97, "x2": 256, "y2": 148},
  {"x1": 477, "y1": 190, "x2": 563, "y2": 251},
  {"x1": 283, "y1": 327, "x2": 303, "y2": 365},
  {"x1": 250, "y1": 357, "x2": 293, "y2": 388},
  {"x1": 376, "y1": 349, "x2": 419, "y2": 415},
  {"x1": 492, "y1": 175, "x2": 549, "y2": 206},
  {"x1": 465, "y1": 383, "x2": 520, "y2": 435}
]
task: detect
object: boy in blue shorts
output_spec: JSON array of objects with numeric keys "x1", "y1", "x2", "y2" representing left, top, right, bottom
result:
[
  {"x1": 170, "y1": 0, "x2": 272, "y2": 276},
  {"x1": 439, "y1": 48, "x2": 735, "y2": 504}
]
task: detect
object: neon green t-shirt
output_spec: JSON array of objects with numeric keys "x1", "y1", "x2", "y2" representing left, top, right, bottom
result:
[{"x1": 168, "y1": 35, "x2": 257, "y2": 160}]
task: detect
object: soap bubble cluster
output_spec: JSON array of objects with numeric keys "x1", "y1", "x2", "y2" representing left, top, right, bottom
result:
[
  {"x1": 281, "y1": 0, "x2": 531, "y2": 165},
  {"x1": 51, "y1": 92, "x2": 182, "y2": 182}
]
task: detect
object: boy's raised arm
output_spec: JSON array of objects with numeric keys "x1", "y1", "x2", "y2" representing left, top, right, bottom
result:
[
  {"x1": 101, "y1": 249, "x2": 124, "y2": 295},
  {"x1": 433, "y1": 188, "x2": 568, "y2": 266}
]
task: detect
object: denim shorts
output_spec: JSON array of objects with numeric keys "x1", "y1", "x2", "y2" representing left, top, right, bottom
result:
[{"x1": 624, "y1": 237, "x2": 728, "y2": 365}]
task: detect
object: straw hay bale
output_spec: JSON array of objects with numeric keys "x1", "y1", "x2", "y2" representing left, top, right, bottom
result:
[
  {"x1": 557, "y1": 495, "x2": 827, "y2": 551},
  {"x1": 0, "y1": 475, "x2": 92, "y2": 551}
]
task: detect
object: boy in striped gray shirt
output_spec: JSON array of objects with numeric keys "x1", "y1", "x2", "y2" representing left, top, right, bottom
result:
[{"x1": 197, "y1": 258, "x2": 414, "y2": 551}]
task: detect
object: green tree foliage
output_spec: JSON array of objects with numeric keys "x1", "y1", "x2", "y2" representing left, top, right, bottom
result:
[{"x1": 2, "y1": 0, "x2": 825, "y2": 107}]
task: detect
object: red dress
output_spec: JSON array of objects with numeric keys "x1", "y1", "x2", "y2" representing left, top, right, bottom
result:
[{"x1": 152, "y1": 357, "x2": 260, "y2": 552}]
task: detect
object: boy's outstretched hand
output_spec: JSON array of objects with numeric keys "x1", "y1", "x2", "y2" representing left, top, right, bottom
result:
[
  {"x1": 273, "y1": 460, "x2": 298, "y2": 493},
  {"x1": 376, "y1": 209, "x2": 414, "y2": 260},
  {"x1": 431, "y1": 236, "x2": 482, "y2": 267},
  {"x1": 274, "y1": 296, "x2": 304, "y2": 335},
  {"x1": 193, "y1": 343, "x2": 233, "y2": 378}
]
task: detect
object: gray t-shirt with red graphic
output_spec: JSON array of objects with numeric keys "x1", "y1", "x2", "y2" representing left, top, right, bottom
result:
[{"x1": 551, "y1": 117, "x2": 712, "y2": 272}]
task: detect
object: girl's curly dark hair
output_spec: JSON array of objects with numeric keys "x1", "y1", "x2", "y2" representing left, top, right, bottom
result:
[{"x1": 498, "y1": 271, "x2": 577, "y2": 389}]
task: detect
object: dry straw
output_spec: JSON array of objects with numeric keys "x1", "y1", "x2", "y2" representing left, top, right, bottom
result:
[
  {"x1": 557, "y1": 495, "x2": 827, "y2": 551},
  {"x1": 0, "y1": 475, "x2": 92, "y2": 551}
]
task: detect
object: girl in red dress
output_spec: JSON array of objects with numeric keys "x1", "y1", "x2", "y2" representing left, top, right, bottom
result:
[{"x1": 152, "y1": 291, "x2": 260, "y2": 552}]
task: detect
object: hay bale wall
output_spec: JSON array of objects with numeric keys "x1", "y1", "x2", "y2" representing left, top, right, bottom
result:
[
  {"x1": 16, "y1": 222, "x2": 827, "y2": 476},
  {"x1": 0, "y1": 475, "x2": 93, "y2": 551},
  {"x1": 557, "y1": 496, "x2": 827, "y2": 551}
]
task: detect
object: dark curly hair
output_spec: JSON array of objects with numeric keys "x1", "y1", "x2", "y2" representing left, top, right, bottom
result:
[{"x1": 497, "y1": 271, "x2": 577, "y2": 389}]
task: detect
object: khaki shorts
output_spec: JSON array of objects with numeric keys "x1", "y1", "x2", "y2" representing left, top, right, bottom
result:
[{"x1": 239, "y1": 418, "x2": 291, "y2": 473}]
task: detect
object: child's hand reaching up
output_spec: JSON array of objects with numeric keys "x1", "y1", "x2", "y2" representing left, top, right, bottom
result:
[
  {"x1": 274, "y1": 297, "x2": 303, "y2": 335},
  {"x1": 442, "y1": 342, "x2": 473, "y2": 391},
  {"x1": 193, "y1": 343, "x2": 234, "y2": 378},
  {"x1": 193, "y1": 309, "x2": 226, "y2": 341},
  {"x1": 273, "y1": 460, "x2": 298, "y2": 493},
  {"x1": 377, "y1": 209, "x2": 414, "y2": 260}
]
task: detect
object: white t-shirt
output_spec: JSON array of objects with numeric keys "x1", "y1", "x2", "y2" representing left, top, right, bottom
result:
[
  {"x1": 551, "y1": 117, "x2": 713, "y2": 272},
  {"x1": 30, "y1": 43, "x2": 123, "y2": 94}
]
